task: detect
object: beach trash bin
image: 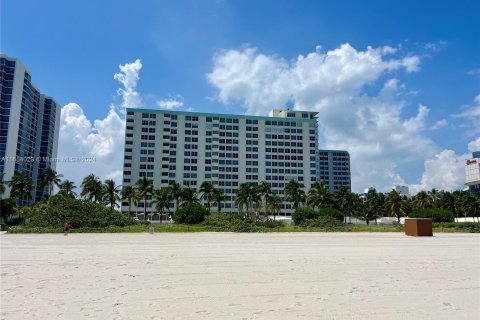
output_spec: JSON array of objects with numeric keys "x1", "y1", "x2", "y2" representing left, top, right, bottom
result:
[{"x1": 405, "y1": 218, "x2": 432, "y2": 236}]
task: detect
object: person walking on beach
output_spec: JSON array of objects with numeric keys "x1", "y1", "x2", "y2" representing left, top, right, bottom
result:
[{"x1": 63, "y1": 222, "x2": 70, "y2": 236}]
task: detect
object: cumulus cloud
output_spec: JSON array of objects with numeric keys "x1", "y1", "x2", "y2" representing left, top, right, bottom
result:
[
  {"x1": 207, "y1": 44, "x2": 434, "y2": 192},
  {"x1": 207, "y1": 44, "x2": 421, "y2": 116},
  {"x1": 56, "y1": 103, "x2": 125, "y2": 186},
  {"x1": 113, "y1": 59, "x2": 143, "y2": 111},
  {"x1": 56, "y1": 59, "x2": 144, "y2": 188},
  {"x1": 156, "y1": 94, "x2": 184, "y2": 110},
  {"x1": 468, "y1": 137, "x2": 480, "y2": 153},
  {"x1": 409, "y1": 150, "x2": 468, "y2": 193}
]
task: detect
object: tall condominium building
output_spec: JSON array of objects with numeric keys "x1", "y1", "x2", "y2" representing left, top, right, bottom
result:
[
  {"x1": 465, "y1": 151, "x2": 480, "y2": 197},
  {"x1": 122, "y1": 108, "x2": 319, "y2": 214},
  {"x1": 316, "y1": 150, "x2": 351, "y2": 193},
  {"x1": 393, "y1": 185, "x2": 411, "y2": 198},
  {"x1": 0, "y1": 54, "x2": 61, "y2": 205}
]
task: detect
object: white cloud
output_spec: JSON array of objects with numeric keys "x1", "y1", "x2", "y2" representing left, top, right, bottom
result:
[
  {"x1": 468, "y1": 137, "x2": 480, "y2": 153},
  {"x1": 208, "y1": 44, "x2": 434, "y2": 192},
  {"x1": 409, "y1": 149, "x2": 468, "y2": 194},
  {"x1": 431, "y1": 119, "x2": 448, "y2": 130},
  {"x1": 56, "y1": 103, "x2": 125, "y2": 187},
  {"x1": 453, "y1": 94, "x2": 480, "y2": 135},
  {"x1": 156, "y1": 94, "x2": 184, "y2": 110},
  {"x1": 423, "y1": 41, "x2": 447, "y2": 52},
  {"x1": 113, "y1": 59, "x2": 143, "y2": 111},
  {"x1": 56, "y1": 59, "x2": 144, "y2": 188}
]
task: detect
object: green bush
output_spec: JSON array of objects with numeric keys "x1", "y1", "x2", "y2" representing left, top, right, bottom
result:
[
  {"x1": 29, "y1": 196, "x2": 135, "y2": 228},
  {"x1": 173, "y1": 204, "x2": 209, "y2": 224},
  {"x1": 300, "y1": 216, "x2": 342, "y2": 228},
  {"x1": 318, "y1": 208, "x2": 344, "y2": 221},
  {"x1": 204, "y1": 213, "x2": 285, "y2": 232},
  {"x1": 434, "y1": 222, "x2": 480, "y2": 233},
  {"x1": 292, "y1": 207, "x2": 318, "y2": 225},
  {"x1": 260, "y1": 219, "x2": 285, "y2": 228},
  {"x1": 409, "y1": 208, "x2": 455, "y2": 223}
]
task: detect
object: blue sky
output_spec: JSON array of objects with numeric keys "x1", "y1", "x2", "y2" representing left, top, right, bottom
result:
[{"x1": 2, "y1": 0, "x2": 480, "y2": 192}]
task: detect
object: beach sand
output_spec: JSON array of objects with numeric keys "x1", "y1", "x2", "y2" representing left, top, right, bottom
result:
[{"x1": 1, "y1": 232, "x2": 479, "y2": 319}]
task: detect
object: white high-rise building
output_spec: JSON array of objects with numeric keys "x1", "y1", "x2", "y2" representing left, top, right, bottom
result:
[
  {"x1": 122, "y1": 108, "x2": 319, "y2": 215},
  {"x1": 0, "y1": 54, "x2": 61, "y2": 204},
  {"x1": 465, "y1": 152, "x2": 480, "y2": 197}
]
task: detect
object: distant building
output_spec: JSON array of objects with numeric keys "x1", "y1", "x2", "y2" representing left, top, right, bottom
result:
[
  {"x1": 317, "y1": 150, "x2": 351, "y2": 193},
  {"x1": 0, "y1": 54, "x2": 61, "y2": 205},
  {"x1": 465, "y1": 151, "x2": 480, "y2": 197},
  {"x1": 393, "y1": 185, "x2": 410, "y2": 198}
]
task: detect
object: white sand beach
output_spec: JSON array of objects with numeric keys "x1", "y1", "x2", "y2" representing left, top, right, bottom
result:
[{"x1": 1, "y1": 232, "x2": 479, "y2": 320}]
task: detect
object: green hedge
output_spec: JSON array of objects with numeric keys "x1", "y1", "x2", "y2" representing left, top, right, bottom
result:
[
  {"x1": 292, "y1": 207, "x2": 343, "y2": 225},
  {"x1": 173, "y1": 204, "x2": 209, "y2": 224},
  {"x1": 29, "y1": 196, "x2": 135, "y2": 228},
  {"x1": 318, "y1": 208, "x2": 344, "y2": 221},
  {"x1": 409, "y1": 208, "x2": 455, "y2": 223},
  {"x1": 203, "y1": 213, "x2": 285, "y2": 232},
  {"x1": 300, "y1": 216, "x2": 342, "y2": 228},
  {"x1": 434, "y1": 222, "x2": 480, "y2": 233},
  {"x1": 292, "y1": 208, "x2": 318, "y2": 225}
]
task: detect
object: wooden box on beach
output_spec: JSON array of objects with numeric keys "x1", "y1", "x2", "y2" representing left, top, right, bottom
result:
[{"x1": 405, "y1": 218, "x2": 433, "y2": 236}]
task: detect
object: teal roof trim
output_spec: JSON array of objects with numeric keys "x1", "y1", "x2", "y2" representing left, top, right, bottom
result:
[{"x1": 126, "y1": 107, "x2": 318, "y2": 123}]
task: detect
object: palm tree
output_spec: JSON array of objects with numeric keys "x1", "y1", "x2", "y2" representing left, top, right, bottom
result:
[
  {"x1": 438, "y1": 191, "x2": 455, "y2": 212},
  {"x1": 335, "y1": 186, "x2": 358, "y2": 224},
  {"x1": 212, "y1": 188, "x2": 227, "y2": 213},
  {"x1": 266, "y1": 194, "x2": 282, "y2": 220},
  {"x1": 428, "y1": 189, "x2": 440, "y2": 207},
  {"x1": 364, "y1": 188, "x2": 384, "y2": 224},
  {"x1": 58, "y1": 180, "x2": 77, "y2": 198},
  {"x1": 258, "y1": 181, "x2": 272, "y2": 216},
  {"x1": 151, "y1": 188, "x2": 173, "y2": 223},
  {"x1": 413, "y1": 191, "x2": 433, "y2": 210},
  {"x1": 199, "y1": 181, "x2": 215, "y2": 211},
  {"x1": 168, "y1": 182, "x2": 183, "y2": 212},
  {"x1": 307, "y1": 182, "x2": 333, "y2": 210},
  {"x1": 103, "y1": 179, "x2": 121, "y2": 211},
  {"x1": 135, "y1": 177, "x2": 154, "y2": 220},
  {"x1": 181, "y1": 187, "x2": 200, "y2": 206},
  {"x1": 81, "y1": 174, "x2": 103, "y2": 202},
  {"x1": 284, "y1": 179, "x2": 306, "y2": 210},
  {"x1": 385, "y1": 190, "x2": 407, "y2": 224},
  {"x1": 234, "y1": 183, "x2": 260, "y2": 215},
  {"x1": 8, "y1": 172, "x2": 33, "y2": 204},
  {"x1": 39, "y1": 167, "x2": 63, "y2": 197},
  {"x1": 121, "y1": 185, "x2": 136, "y2": 217}
]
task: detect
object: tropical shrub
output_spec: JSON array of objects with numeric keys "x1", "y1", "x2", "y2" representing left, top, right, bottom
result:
[
  {"x1": 292, "y1": 207, "x2": 318, "y2": 225},
  {"x1": 434, "y1": 222, "x2": 480, "y2": 232},
  {"x1": 409, "y1": 208, "x2": 455, "y2": 223},
  {"x1": 204, "y1": 213, "x2": 285, "y2": 232},
  {"x1": 173, "y1": 204, "x2": 209, "y2": 224},
  {"x1": 29, "y1": 196, "x2": 134, "y2": 228},
  {"x1": 318, "y1": 208, "x2": 344, "y2": 221},
  {"x1": 299, "y1": 216, "x2": 342, "y2": 228}
]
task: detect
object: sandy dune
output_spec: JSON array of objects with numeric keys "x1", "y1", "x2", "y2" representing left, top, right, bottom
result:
[{"x1": 1, "y1": 232, "x2": 479, "y2": 320}]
